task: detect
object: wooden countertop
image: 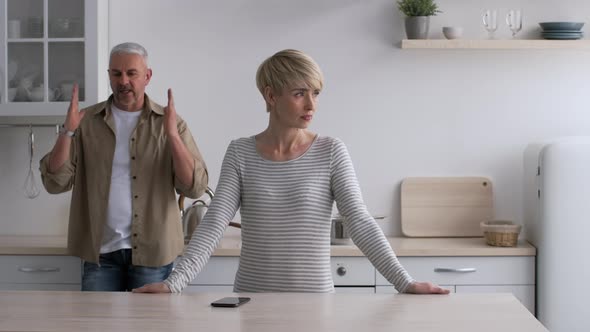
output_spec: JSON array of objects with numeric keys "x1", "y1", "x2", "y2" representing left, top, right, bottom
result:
[
  {"x1": 330, "y1": 237, "x2": 535, "y2": 257},
  {"x1": 0, "y1": 291, "x2": 547, "y2": 332},
  {"x1": 0, "y1": 235, "x2": 536, "y2": 256}
]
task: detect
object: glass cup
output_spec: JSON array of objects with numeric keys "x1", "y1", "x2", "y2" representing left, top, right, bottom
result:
[
  {"x1": 506, "y1": 9, "x2": 523, "y2": 38},
  {"x1": 7, "y1": 20, "x2": 21, "y2": 39},
  {"x1": 482, "y1": 10, "x2": 498, "y2": 39}
]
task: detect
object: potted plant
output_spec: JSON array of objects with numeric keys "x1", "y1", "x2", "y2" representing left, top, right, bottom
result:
[{"x1": 397, "y1": 0, "x2": 442, "y2": 39}]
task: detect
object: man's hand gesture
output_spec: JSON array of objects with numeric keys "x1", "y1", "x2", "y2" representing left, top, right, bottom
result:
[
  {"x1": 63, "y1": 84, "x2": 85, "y2": 131},
  {"x1": 164, "y1": 88, "x2": 179, "y2": 138}
]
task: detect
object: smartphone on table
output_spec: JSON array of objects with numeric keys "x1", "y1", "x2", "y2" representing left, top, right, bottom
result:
[{"x1": 210, "y1": 297, "x2": 251, "y2": 307}]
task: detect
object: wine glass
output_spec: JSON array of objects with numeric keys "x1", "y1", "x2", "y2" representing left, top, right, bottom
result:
[
  {"x1": 506, "y1": 9, "x2": 523, "y2": 38},
  {"x1": 482, "y1": 10, "x2": 498, "y2": 39}
]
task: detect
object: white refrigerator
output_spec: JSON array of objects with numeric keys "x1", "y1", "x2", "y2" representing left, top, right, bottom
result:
[{"x1": 524, "y1": 137, "x2": 590, "y2": 332}]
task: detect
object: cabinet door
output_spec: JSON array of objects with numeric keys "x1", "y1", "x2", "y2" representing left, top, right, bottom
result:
[
  {"x1": 334, "y1": 287, "x2": 375, "y2": 294},
  {"x1": 456, "y1": 285, "x2": 535, "y2": 314},
  {"x1": 186, "y1": 256, "x2": 239, "y2": 286},
  {"x1": 0, "y1": 283, "x2": 80, "y2": 290},
  {"x1": 184, "y1": 256, "x2": 376, "y2": 288},
  {"x1": 377, "y1": 256, "x2": 535, "y2": 286},
  {"x1": 0, "y1": 255, "x2": 81, "y2": 284},
  {"x1": 375, "y1": 285, "x2": 455, "y2": 294},
  {"x1": 0, "y1": 0, "x2": 107, "y2": 116},
  {"x1": 375, "y1": 256, "x2": 535, "y2": 315},
  {"x1": 183, "y1": 285, "x2": 235, "y2": 293},
  {"x1": 331, "y1": 257, "x2": 375, "y2": 286}
]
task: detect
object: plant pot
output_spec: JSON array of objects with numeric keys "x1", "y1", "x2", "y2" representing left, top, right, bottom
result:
[{"x1": 405, "y1": 16, "x2": 430, "y2": 39}]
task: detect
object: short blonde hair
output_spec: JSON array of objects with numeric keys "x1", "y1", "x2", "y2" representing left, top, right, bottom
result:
[{"x1": 256, "y1": 49, "x2": 324, "y2": 96}]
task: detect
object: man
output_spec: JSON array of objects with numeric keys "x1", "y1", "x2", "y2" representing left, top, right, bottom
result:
[{"x1": 40, "y1": 42, "x2": 208, "y2": 291}]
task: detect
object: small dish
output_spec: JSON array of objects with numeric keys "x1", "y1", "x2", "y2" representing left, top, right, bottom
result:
[
  {"x1": 28, "y1": 87, "x2": 44, "y2": 102},
  {"x1": 541, "y1": 29, "x2": 584, "y2": 33},
  {"x1": 442, "y1": 26, "x2": 463, "y2": 39},
  {"x1": 539, "y1": 22, "x2": 584, "y2": 31}
]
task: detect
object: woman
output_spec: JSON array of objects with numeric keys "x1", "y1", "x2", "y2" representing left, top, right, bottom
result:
[{"x1": 134, "y1": 49, "x2": 448, "y2": 294}]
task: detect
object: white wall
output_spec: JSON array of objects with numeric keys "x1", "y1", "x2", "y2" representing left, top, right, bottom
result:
[{"x1": 2, "y1": 0, "x2": 590, "y2": 236}]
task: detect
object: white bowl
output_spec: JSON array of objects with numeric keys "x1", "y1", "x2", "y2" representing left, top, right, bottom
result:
[
  {"x1": 442, "y1": 26, "x2": 463, "y2": 39},
  {"x1": 59, "y1": 82, "x2": 75, "y2": 101},
  {"x1": 28, "y1": 87, "x2": 44, "y2": 101}
]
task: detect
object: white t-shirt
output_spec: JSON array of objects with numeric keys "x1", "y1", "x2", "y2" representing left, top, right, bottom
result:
[{"x1": 100, "y1": 104, "x2": 142, "y2": 254}]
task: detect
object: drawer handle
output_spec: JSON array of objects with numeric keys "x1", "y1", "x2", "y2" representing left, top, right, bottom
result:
[
  {"x1": 434, "y1": 268, "x2": 476, "y2": 273},
  {"x1": 18, "y1": 267, "x2": 61, "y2": 273}
]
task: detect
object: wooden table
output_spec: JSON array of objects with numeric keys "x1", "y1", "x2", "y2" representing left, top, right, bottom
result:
[{"x1": 0, "y1": 291, "x2": 547, "y2": 331}]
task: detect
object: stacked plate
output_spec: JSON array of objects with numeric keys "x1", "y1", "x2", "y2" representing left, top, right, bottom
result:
[{"x1": 540, "y1": 22, "x2": 584, "y2": 40}]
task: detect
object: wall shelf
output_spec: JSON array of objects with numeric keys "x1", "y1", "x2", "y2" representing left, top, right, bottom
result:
[{"x1": 401, "y1": 39, "x2": 590, "y2": 49}]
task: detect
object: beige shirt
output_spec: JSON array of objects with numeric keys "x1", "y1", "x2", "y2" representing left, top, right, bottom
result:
[{"x1": 40, "y1": 94, "x2": 208, "y2": 267}]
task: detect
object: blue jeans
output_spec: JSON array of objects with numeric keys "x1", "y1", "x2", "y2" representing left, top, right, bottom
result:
[{"x1": 82, "y1": 249, "x2": 173, "y2": 292}]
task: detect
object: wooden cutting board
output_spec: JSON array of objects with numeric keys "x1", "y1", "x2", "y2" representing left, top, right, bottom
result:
[{"x1": 401, "y1": 177, "x2": 493, "y2": 237}]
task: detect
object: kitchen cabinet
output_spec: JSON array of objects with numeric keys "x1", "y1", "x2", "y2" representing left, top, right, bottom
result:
[
  {"x1": 455, "y1": 285, "x2": 535, "y2": 315},
  {"x1": 401, "y1": 39, "x2": 590, "y2": 49},
  {"x1": 184, "y1": 285, "x2": 234, "y2": 293},
  {"x1": 376, "y1": 285, "x2": 456, "y2": 293},
  {"x1": 331, "y1": 257, "x2": 374, "y2": 286},
  {"x1": 185, "y1": 256, "x2": 377, "y2": 293},
  {"x1": 331, "y1": 256, "x2": 376, "y2": 293},
  {"x1": 0, "y1": 255, "x2": 81, "y2": 290},
  {"x1": 375, "y1": 256, "x2": 535, "y2": 314},
  {"x1": 0, "y1": 283, "x2": 79, "y2": 290},
  {"x1": 332, "y1": 287, "x2": 375, "y2": 293},
  {"x1": 185, "y1": 256, "x2": 238, "y2": 290},
  {"x1": 0, "y1": 236, "x2": 536, "y2": 303},
  {"x1": 0, "y1": 0, "x2": 108, "y2": 116}
]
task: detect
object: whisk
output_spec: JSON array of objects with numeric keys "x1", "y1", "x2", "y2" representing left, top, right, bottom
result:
[{"x1": 23, "y1": 125, "x2": 40, "y2": 199}]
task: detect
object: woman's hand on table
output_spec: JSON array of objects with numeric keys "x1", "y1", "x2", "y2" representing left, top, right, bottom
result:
[
  {"x1": 405, "y1": 281, "x2": 450, "y2": 294},
  {"x1": 132, "y1": 282, "x2": 171, "y2": 293}
]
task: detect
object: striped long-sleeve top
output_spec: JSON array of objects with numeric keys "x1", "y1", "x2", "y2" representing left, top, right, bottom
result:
[{"x1": 164, "y1": 135, "x2": 414, "y2": 293}]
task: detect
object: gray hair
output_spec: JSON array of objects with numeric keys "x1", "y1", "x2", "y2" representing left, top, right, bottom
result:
[{"x1": 109, "y1": 42, "x2": 149, "y2": 66}]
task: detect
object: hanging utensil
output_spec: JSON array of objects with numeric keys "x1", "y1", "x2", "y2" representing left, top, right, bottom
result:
[{"x1": 23, "y1": 125, "x2": 40, "y2": 199}]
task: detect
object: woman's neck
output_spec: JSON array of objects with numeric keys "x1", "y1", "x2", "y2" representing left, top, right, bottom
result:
[{"x1": 255, "y1": 128, "x2": 316, "y2": 161}]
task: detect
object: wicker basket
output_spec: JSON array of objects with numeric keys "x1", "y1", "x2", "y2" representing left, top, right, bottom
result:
[{"x1": 480, "y1": 220, "x2": 522, "y2": 247}]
